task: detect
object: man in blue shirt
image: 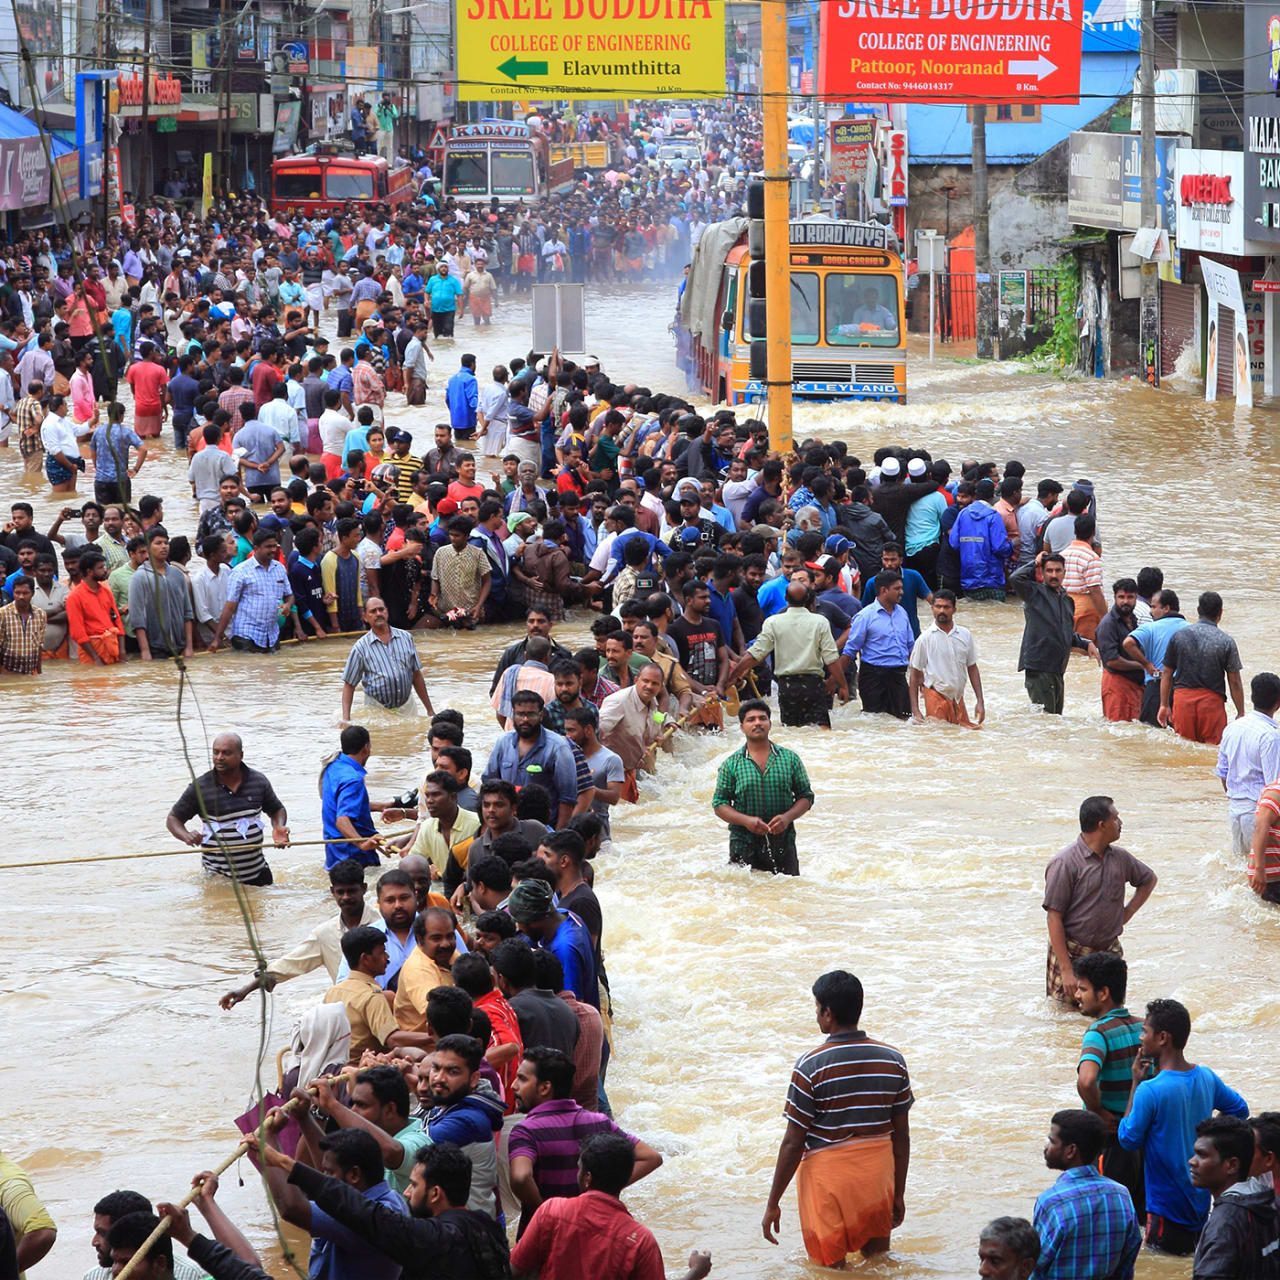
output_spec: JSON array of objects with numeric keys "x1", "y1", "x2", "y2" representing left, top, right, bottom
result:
[
  {"x1": 1033, "y1": 1108, "x2": 1141, "y2": 1280},
  {"x1": 1117, "y1": 997, "x2": 1249, "y2": 1256},
  {"x1": 426, "y1": 262, "x2": 463, "y2": 338},
  {"x1": 483, "y1": 689, "x2": 579, "y2": 829},
  {"x1": 445, "y1": 353, "x2": 479, "y2": 441},
  {"x1": 322, "y1": 724, "x2": 383, "y2": 868},
  {"x1": 861, "y1": 543, "x2": 932, "y2": 639},
  {"x1": 949, "y1": 477, "x2": 1013, "y2": 600},
  {"x1": 256, "y1": 1124, "x2": 408, "y2": 1280},
  {"x1": 1121, "y1": 588, "x2": 1189, "y2": 727},
  {"x1": 507, "y1": 877, "x2": 598, "y2": 1010},
  {"x1": 168, "y1": 353, "x2": 201, "y2": 450},
  {"x1": 842, "y1": 569, "x2": 915, "y2": 719}
]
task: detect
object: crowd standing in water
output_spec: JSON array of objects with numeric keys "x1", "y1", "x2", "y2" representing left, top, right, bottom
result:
[{"x1": 0, "y1": 171, "x2": 1278, "y2": 1280}]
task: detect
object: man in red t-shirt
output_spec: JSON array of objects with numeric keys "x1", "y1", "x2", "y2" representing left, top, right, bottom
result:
[
  {"x1": 124, "y1": 342, "x2": 170, "y2": 438},
  {"x1": 251, "y1": 347, "x2": 283, "y2": 410},
  {"x1": 446, "y1": 454, "x2": 485, "y2": 504}
]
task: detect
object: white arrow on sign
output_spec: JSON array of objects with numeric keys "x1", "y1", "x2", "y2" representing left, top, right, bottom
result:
[{"x1": 1008, "y1": 54, "x2": 1058, "y2": 78}]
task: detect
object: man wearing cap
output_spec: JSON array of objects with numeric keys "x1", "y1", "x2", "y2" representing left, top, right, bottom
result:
[
  {"x1": 508, "y1": 878, "x2": 598, "y2": 1009},
  {"x1": 908, "y1": 591, "x2": 984, "y2": 726},
  {"x1": 730, "y1": 579, "x2": 849, "y2": 729},
  {"x1": 809, "y1": 555, "x2": 861, "y2": 620},
  {"x1": 863, "y1": 456, "x2": 938, "y2": 547},
  {"x1": 841, "y1": 570, "x2": 915, "y2": 719},
  {"x1": 902, "y1": 457, "x2": 948, "y2": 589}
]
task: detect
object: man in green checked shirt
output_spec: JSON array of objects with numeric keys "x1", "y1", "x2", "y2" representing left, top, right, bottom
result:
[{"x1": 712, "y1": 699, "x2": 814, "y2": 876}]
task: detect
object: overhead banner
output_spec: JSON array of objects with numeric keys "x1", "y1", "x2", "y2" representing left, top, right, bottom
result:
[
  {"x1": 818, "y1": 0, "x2": 1082, "y2": 103},
  {"x1": 1176, "y1": 148, "x2": 1245, "y2": 257},
  {"x1": 0, "y1": 136, "x2": 50, "y2": 210},
  {"x1": 1066, "y1": 132, "x2": 1179, "y2": 232},
  {"x1": 453, "y1": 0, "x2": 725, "y2": 100},
  {"x1": 1244, "y1": 0, "x2": 1280, "y2": 241},
  {"x1": 1200, "y1": 256, "x2": 1252, "y2": 407}
]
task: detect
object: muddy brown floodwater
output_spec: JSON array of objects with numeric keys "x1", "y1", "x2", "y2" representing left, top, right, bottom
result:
[{"x1": 1, "y1": 285, "x2": 1277, "y2": 1278}]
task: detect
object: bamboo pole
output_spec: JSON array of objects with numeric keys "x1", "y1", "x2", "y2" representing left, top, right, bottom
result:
[{"x1": 112, "y1": 1072, "x2": 356, "y2": 1280}]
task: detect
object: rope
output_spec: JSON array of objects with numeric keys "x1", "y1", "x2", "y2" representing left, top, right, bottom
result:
[
  {"x1": 0, "y1": 832, "x2": 415, "y2": 872},
  {"x1": 111, "y1": 1071, "x2": 357, "y2": 1280}
]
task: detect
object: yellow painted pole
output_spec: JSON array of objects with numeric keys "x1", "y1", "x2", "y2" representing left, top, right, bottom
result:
[{"x1": 761, "y1": 0, "x2": 793, "y2": 454}]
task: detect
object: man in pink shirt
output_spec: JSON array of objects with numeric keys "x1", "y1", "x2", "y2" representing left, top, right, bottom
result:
[{"x1": 124, "y1": 341, "x2": 170, "y2": 438}]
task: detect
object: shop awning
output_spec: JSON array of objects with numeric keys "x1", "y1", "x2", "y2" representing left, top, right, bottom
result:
[{"x1": 0, "y1": 100, "x2": 74, "y2": 156}]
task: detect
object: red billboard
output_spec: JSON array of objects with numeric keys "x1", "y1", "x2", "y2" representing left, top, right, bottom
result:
[{"x1": 818, "y1": 0, "x2": 1083, "y2": 104}]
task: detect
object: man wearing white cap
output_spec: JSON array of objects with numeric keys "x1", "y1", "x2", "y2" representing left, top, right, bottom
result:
[
  {"x1": 903, "y1": 456, "x2": 948, "y2": 589},
  {"x1": 866, "y1": 453, "x2": 941, "y2": 548}
]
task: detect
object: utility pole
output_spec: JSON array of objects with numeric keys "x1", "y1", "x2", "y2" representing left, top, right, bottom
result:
[
  {"x1": 809, "y1": 1, "x2": 820, "y2": 210},
  {"x1": 98, "y1": 0, "x2": 110, "y2": 231},
  {"x1": 215, "y1": 0, "x2": 230, "y2": 197},
  {"x1": 761, "y1": 0, "x2": 793, "y2": 453},
  {"x1": 1139, "y1": 0, "x2": 1159, "y2": 385},
  {"x1": 972, "y1": 104, "x2": 994, "y2": 359},
  {"x1": 139, "y1": 0, "x2": 152, "y2": 202}
]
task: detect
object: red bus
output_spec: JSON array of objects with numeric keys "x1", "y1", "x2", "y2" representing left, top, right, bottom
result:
[{"x1": 270, "y1": 148, "x2": 415, "y2": 216}]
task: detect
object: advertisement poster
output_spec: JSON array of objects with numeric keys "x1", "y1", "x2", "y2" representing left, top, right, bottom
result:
[{"x1": 1199, "y1": 255, "x2": 1252, "y2": 407}]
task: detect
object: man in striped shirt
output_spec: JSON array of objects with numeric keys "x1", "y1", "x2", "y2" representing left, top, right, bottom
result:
[
  {"x1": 1074, "y1": 950, "x2": 1145, "y2": 1217},
  {"x1": 764, "y1": 970, "x2": 912, "y2": 1267},
  {"x1": 166, "y1": 732, "x2": 289, "y2": 885},
  {"x1": 340, "y1": 597, "x2": 434, "y2": 718}
]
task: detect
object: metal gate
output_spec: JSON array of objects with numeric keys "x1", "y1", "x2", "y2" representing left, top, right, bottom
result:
[
  {"x1": 1215, "y1": 307, "x2": 1235, "y2": 398},
  {"x1": 1159, "y1": 280, "x2": 1197, "y2": 379}
]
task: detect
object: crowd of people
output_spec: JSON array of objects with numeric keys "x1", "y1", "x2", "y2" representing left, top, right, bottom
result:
[{"x1": 0, "y1": 161, "x2": 1276, "y2": 1280}]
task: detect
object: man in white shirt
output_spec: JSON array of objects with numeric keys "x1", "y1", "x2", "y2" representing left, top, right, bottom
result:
[
  {"x1": 908, "y1": 591, "x2": 984, "y2": 727},
  {"x1": 1215, "y1": 671, "x2": 1280, "y2": 856},
  {"x1": 318, "y1": 388, "x2": 351, "y2": 472},
  {"x1": 259, "y1": 385, "x2": 301, "y2": 454},
  {"x1": 190, "y1": 535, "x2": 233, "y2": 647},
  {"x1": 477, "y1": 365, "x2": 510, "y2": 457},
  {"x1": 40, "y1": 394, "x2": 88, "y2": 495}
]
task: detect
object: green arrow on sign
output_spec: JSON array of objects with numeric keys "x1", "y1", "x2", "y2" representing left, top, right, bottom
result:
[{"x1": 497, "y1": 55, "x2": 549, "y2": 81}]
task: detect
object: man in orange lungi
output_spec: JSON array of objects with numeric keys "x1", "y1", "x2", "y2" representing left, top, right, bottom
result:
[
  {"x1": 65, "y1": 549, "x2": 125, "y2": 664},
  {"x1": 1096, "y1": 577, "x2": 1145, "y2": 723},
  {"x1": 762, "y1": 971, "x2": 913, "y2": 1267},
  {"x1": 1157, "y1": 590, "x2": 1244, "y2": 746},
  {"x1": 908, "y1": 590, "x2": 985, "y2": 727}
]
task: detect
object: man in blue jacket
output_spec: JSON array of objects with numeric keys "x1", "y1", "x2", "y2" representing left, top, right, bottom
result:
[
  {"x1": 446, "y1": 354, "x2": 479, "y2": 442},
  {"x1": 949, "y1": 477, "x2": 1013, "y2": 600}
]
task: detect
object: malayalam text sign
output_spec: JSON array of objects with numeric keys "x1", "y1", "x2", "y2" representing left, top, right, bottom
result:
[
  {"x1": 829, "y1": 117, "x2": 874, "y2": 182},
  {"x1": 818, "y1": 0, "x2": 1083, "y2": 104},
  {"x1": 454, "y1": 0, "x2": 725, "y2": 100}
]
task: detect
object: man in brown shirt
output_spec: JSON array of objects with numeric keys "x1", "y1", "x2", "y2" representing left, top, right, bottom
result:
[{"x1": 1043, "y1": 795, "x2": 1157, "y2": 1005}]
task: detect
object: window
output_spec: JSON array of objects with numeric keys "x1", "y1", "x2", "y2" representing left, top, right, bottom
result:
[
  {"x1": 825, "y1": 274, "x2": 900, "y2": 347},
  {"x1": 967, "y1": 104, "x2": 1041, "y2": 122},
  {"x1": 445, "y1": 147, "x2": 488, "y2": 196},
  {"x1": 274, "y1": 169, "x2": 323, "y2": 201},
  {"x1": 790, "y1": 272, "x2": 820, "y2": 345},
  {"x1": 325, "y1": 168, "x2": 375, "y2": 200},
  {"x1": 490, "y1": 148, "x2": 536, "y2": 196}
]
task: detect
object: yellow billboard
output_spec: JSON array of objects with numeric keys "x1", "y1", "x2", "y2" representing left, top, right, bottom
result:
[{"x1": 454, "y1": 0, "x2": 725, "y2": 100}]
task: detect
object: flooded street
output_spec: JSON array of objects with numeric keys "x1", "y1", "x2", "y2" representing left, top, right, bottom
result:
[{"x1": 2, "y1": 286, "x2": 1278, "y2": 1279}]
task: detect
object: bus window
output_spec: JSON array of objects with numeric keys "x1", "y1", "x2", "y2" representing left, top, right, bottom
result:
[
  {"x1": 491, "y1": 147, "x2": 536, "y2": 195},
  {"x1": 826, "y1": 274, "x2": 900, "y2": 345},
  {"x1": 325, "y1": 168, "x2": 375, "y2": 200},
  {"x1": 791, "y1": 272, "x2": 820, "y2": 346},
  {"x1": 275, "y1": 170, "x2": 322, "y2": 201},
  {"x1": 446, "y1": 147, "x2": 488, "y2": 195}
]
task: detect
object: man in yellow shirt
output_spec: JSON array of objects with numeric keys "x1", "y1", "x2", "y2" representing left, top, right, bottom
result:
[
  {"x1": 324, "y1": 925, "x2": 434, "y2": 1062},
  {"x1": 393, "y1": 906, "x2": 458, "y2": 1032},
  {"x1": 0, "y1": 1148, "x2": 56, "y2": 1278},
  {"x1": 406, "y1": 770, "x2": 480, "y2": 882}
]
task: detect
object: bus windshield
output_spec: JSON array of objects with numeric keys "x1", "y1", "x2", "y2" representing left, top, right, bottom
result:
[
  {"x1": 791, "y1": 272, "x2": 820, "y2": 346},
  {"x1": 275, "y1": 170, "x2": 321, "y2": 201},
  {"x1": 325, "y1": 168, "x2": 375, "y2": 200},
  {"x1": 490, "y1": 147, "x2": 536, "y2": 196},
  {"x1": 446, "y1": 148, "x2": 488, "y2": 195},
  {"x1": 825, "y1": 273, "x2": 901, "y2": 346}
]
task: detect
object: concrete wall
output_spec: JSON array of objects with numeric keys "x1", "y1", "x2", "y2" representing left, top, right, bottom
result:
[{"x1": 908, "y1": 141, "x2": 1074, "y2": 270}]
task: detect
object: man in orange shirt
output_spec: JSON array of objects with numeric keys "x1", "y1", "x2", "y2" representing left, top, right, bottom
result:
[
  {"x1": 66, "y1": 549, "x2": 125, "y2": 664},
  {"x1": 1250, "y1": 781, "x2": 1280, "y2": 905},
  {"x1": 1060, "y1": 513, "x2": 1106, "y2": 643},
  {"x1": 993, "y1": 476, "x2": 1023, "y2": 568}
]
